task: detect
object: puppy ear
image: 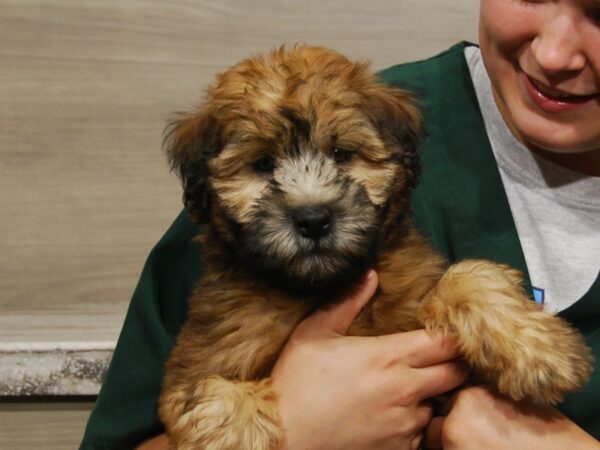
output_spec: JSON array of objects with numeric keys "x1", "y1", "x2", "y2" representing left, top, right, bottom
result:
[
  {"x1": 365, "y1": 86, "x2": 424, "y2": 188},
  {"x1": 163, "y1": 108, "x2": 222, "y2": 221}
]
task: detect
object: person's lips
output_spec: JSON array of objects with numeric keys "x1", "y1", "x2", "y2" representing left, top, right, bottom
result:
[{"x1": 523, "y1": 74, "x2": 600, "y2": 113}]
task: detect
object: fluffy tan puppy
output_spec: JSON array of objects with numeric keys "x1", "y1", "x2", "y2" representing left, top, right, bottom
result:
[{"x1": 158, "y1": 46, "x2": 593, "y2": 450}]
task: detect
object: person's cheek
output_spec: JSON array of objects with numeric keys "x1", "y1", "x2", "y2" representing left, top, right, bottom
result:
[{"x1": 480, "y1": 0, "x2": 541, "y2": 56}]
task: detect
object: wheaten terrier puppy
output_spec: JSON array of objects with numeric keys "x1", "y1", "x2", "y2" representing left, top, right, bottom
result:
[{"x1": 158, "y1": 46, "x2": 592, "y2": 450}]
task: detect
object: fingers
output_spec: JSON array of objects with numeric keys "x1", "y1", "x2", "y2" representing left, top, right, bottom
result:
[
  {"x1": 411, "y1": 433, "x2": 424, "y2": 450},
  {"x1": 409, "y1": 403, "x2": 433, "y2": 450},
  {"x1": 296, "y1": 270, "x2": 378, "y2": 338},
  {"x1": 379, "y1": 329, "x2": 460, "y2": 368},
  {"x1": 416, "y1": 401, "x2": 434, "y2": 430},
  {"x1": 412, "y1": 361, "x2": 469, "y2": 400},
  {"x1": 424, "y1": 416, "x2": 445, "y2": 449}
]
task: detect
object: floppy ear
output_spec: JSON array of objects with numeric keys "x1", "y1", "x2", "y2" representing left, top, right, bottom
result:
[
  {"x1": 364, "y1": 85, "x2": 424, "y2": 188},
  {"x1": 163, "y1": 108, "x2": 222, "y2": 221}
]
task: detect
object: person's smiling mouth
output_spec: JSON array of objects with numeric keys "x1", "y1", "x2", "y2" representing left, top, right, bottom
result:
[{"x1": 527, "y1": 75, "x2": 600, "y2": 103}]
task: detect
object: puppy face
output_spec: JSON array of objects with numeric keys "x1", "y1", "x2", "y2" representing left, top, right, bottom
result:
[{"x1": 166, "y1": 46, "x2": 422, "y2": 294}]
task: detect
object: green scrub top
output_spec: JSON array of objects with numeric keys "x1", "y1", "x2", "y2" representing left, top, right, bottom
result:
[{"x1": 80, "y1": 43, "x2": 600, "y2": 449}]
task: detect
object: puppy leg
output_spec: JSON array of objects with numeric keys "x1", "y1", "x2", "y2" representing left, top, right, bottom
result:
[
  {"x1": 160, "y1": 376, "x2": 281, "y2": 450},
  {"x1": 417, "y1": 260, "x2": 593, "y2": 404}
]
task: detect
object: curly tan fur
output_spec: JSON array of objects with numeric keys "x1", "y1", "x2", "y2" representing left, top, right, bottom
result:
[{"x1": 159, "y1": 45, "x2": 593, "y2": 449}]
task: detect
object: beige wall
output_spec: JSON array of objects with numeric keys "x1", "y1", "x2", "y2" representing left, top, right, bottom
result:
[{"x1": 0, "y1": 0, "x2": 479, "y2": 447}]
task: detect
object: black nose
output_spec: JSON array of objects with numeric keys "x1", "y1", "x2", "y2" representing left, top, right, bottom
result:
[{"x1": 293, "y1": 206, "x2": 332, "y2": 240}]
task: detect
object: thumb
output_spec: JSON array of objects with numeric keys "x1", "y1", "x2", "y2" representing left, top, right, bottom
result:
[{"x1": 296, "y1": 270, "x2": 379, "y2": 338}]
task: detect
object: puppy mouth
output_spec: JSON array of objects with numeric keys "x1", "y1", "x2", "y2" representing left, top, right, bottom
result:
[
  {"x1": 258, "y1": 246, "x2": 378, "y2": 297},
  {"x1": 295, "y1": 234, "x2": 337, "y2": 254},
  {"x1": 238, "y1": 213, "x2": 380, "y2": 296},
  {"x1": 248, "y1": 229, "x2": 374, "y2": 274}
]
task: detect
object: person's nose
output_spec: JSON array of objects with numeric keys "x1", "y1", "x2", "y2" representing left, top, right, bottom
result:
[{"x1": 530, "y1": 10, "x2": 586, "y2": 74}]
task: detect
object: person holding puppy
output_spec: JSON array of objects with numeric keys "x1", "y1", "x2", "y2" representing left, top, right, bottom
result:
[{"x1": 80, "y1": 0, "x2": 600, "y2": 449}]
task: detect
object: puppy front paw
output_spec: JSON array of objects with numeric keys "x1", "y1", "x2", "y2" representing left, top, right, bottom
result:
[
  {"x1": 488, "y1": 313, "x2": 593, "y2": 404},
  {"x1": 160, "y1": 376, "x2": 282, "y2": 450},
  {"x1": 418, "y1": 260, "x2": 593, "y2": 404}
]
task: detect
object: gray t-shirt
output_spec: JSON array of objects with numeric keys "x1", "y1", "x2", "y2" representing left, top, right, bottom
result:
[{"x1": 465, "y1": 46, "x2": 600, "y2": 313}]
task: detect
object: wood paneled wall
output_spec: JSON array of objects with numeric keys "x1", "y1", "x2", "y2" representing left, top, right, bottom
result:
[{"x1": 0, "y1": 400, "x2": 94, "y2": 450}]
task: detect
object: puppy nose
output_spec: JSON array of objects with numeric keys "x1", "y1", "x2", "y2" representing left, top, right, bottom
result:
[{"x1": 293, "y1": 206, "x2": 332, "y2": 239}]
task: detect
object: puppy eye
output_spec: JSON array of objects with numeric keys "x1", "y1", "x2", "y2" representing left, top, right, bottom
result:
[
  {"x1": 253, "y1": 155, "x2": 276, "y2": 173},
  {"x1": 332, "y1": 147, "x2": 352, "y2": 164}
]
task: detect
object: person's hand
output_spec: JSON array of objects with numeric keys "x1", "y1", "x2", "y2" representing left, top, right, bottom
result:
[
  {"x1": 271, "y1": 270, "x2": 468, "y2": 450},
  {"x1": 425, "y1": 386, "x2": 600, "y2": 450},
  {"x1": 136, "y1": 434, "x2": 170, "y2": 449}
]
